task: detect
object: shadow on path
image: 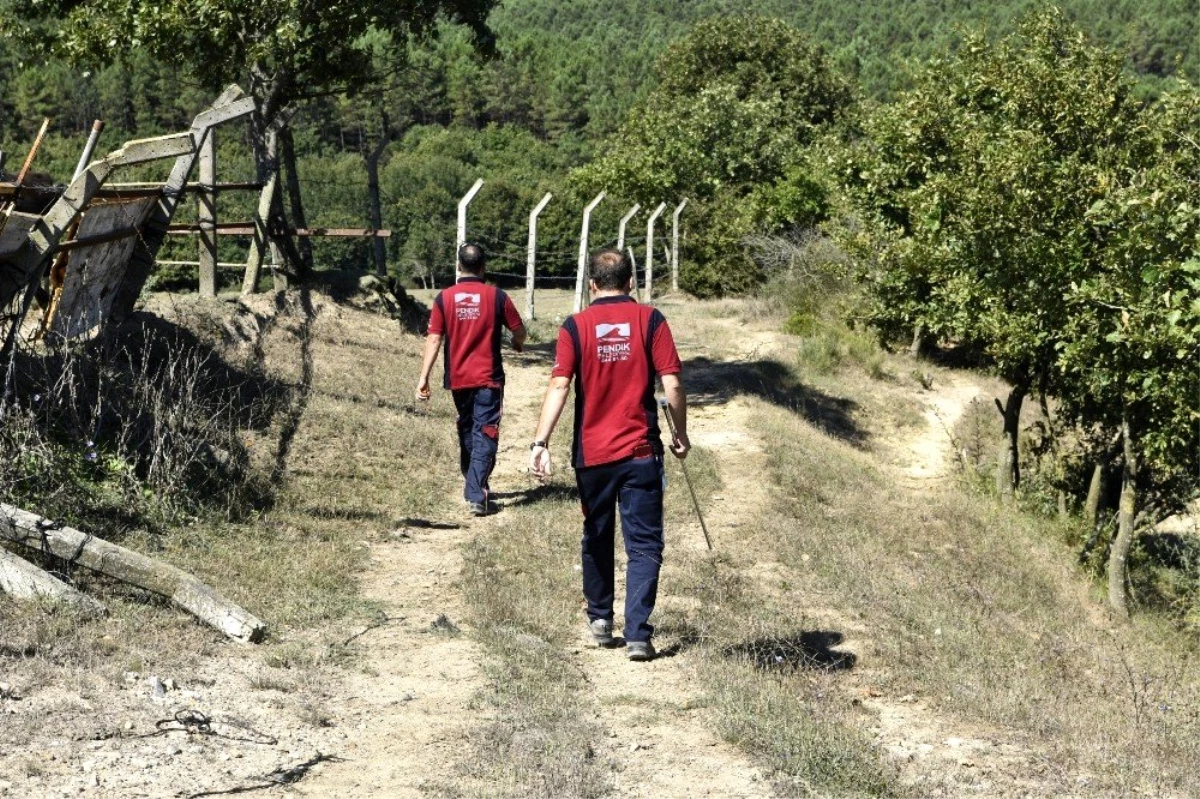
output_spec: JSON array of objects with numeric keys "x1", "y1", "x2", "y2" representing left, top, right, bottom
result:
[
  {"x1": 683, "y1": 357, "x2": 867, "y2": 447},
  {"x1": 492, "y1": 483, "x2": 579, "y2": 509},
  {"x1": 723, "y1": 630, "x2": 857, "y2": 672}
]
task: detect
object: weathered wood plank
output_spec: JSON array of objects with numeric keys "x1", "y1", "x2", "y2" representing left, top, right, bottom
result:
[
  {"x1": 0, "y1": 547, "x2": 106, "y2": 616},
  {"x1": 110, "y1": 87, "x2": 254, "y2": 324},
  {"x1": 0, "y1": 504, "x2": 266, "y2": 643},
  {"x1": 198, "y1": 131, "x2": 217, "y2": 298}
]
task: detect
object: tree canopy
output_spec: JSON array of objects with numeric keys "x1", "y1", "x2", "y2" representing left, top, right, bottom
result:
[{"x1": 578, "y1": 15, "x2": 853, "y2": 296}]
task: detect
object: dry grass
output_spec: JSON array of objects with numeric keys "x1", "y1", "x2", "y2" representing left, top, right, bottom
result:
[
  {"x1": 452, "y1": 454, "x2": 613, "y2": 798},
  {"x1": 0, "y1": 291, "x2": 410, "y2": 767},
  {"x1": 746, "y1": 353, "x2": 1200, "y2": 797}
]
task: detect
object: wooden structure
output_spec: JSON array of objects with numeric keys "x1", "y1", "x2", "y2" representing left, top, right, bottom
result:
[
  {"x1": 0, "y1": 87, "x2": 256, "y2": 352},
  {"x1": 0, "y1": 84, "x2": 392, "y2": 347},
  {"x1": 0, "y1": 546, "x2": 106, "y2": 617}
]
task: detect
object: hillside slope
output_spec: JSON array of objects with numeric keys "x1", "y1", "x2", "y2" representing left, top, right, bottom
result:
[{"x1": 0, "y1": 289, "x2": 1196, "y2": 798}]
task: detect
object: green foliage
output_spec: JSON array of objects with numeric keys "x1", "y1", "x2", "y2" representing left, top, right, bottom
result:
[
  {"x1": 579, "y1": 15, "x2": 852, "y2": 296},
  {"x1": 840, "y1": 10, "x2": 1141, "y2": 388},
  {"x1": 1057, "y1": 81, "x2": 1200, "y2": 500},
  {"x1": 2, "y1": 0, "x2": 497, "y2": 104}
]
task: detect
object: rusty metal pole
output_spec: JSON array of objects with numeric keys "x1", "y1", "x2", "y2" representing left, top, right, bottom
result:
[{"x1": 72, "y1": 120, "x2": 105, "y2": 180}]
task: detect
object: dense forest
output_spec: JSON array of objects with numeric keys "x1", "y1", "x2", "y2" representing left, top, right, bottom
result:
[{"x1": 0, "y1": 0, "x2": 1195, "y2": 285}]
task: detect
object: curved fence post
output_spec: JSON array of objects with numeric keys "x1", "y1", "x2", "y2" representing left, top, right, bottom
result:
[
  {"x1": 526, "y1": 192, "x2": 552, "y2": 321},
  {"x1": 644, "y1": 202, "x2": 668, "y2": 301},
  {"x1": 617, "y1": 204, "x2": 641, "y2": 254},
  {"x1": 671, "y1": 197, "x2": 688, "y2": 293},
  {"x1": 457, "y1": 178, "x2": 484, "y2": 249},
  {"x1": 573, "y1": 191, "x2": 606, "y2": 313}
]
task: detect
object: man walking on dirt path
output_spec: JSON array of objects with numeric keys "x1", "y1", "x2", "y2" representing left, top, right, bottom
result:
[
  {"x1": 417, "y1": 243, "x2": 526, "y2": 516},
  {"x1": 528, "y1": 248, "x2": 689, "y2": 661}
]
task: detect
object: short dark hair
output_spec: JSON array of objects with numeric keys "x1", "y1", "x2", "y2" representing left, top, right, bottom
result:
[
  {"x1": 458, "y1": 243, "x2": 487, "y2": 273},
  {"x1": 589, "y1": 248, "x2": 632, "y2": 291}
]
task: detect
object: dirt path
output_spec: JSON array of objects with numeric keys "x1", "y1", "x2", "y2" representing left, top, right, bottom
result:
[
  {"x1": 296, "y1": 517, "x2": 488, "y2": 798},
  {"x1": 247, "y1": 306, "x2": 1041, "y2": 798},
  {"x1": 841, "y1": 369, "x2": 1052, "y2": 797},
  {"x1": 485, "y1": 346, "x2": 771, "y2": 798}
]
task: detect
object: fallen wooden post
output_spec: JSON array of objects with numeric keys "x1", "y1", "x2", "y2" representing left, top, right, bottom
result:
[
  {"x1": 0, "y1": 547, "x2": 107, "y2": 617},
  {"x1": 0, "y1": 503, "x2": 266, "y2": 643}
]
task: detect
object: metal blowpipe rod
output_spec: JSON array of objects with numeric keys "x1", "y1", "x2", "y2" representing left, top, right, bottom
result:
[{"x1": 658, "y1": 397, "x2": 713, "y2": 551}]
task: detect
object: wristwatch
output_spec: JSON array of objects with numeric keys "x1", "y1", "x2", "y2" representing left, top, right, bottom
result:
[{"x1": 530, "y1": 440, "x2": 547, "y2": 450}]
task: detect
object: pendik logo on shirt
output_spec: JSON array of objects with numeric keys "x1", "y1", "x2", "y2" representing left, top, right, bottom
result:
[
  {"x1": 595, "y1": 322, "x2": 632, "y2": 363},
  {"x1": 455, "y1": 291, "x2": 481, "y2": 321}
]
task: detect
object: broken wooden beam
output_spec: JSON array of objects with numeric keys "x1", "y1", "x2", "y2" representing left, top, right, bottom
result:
[
  {"x1": 56, "y1": 226, "x2": 140, "y2": 252},
  {"x1": 0, "y1": 503, "x2": 266, "y2": 643},
  {"x1": 0, "y1": 547, "x2": 107, "y2": 617}
]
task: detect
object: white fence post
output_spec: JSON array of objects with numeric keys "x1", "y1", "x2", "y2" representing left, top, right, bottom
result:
[
  {"x1": 671, "y1": 197, "x2": 688, "y2": 293},
  {"x1": 526, "y1": 192, "x2": 552, "y2": 321},
  {"x1": 457, "y1": 178, "x2": 484, "y2": 250},
  {"x1": 574, "y1": 191, "x2": 606, "y2": 313},
  {"x1": 627, "y1": 247, "x2": 641, "y2": 302},
  {"x1": 617, "y1": 204, "x2": 641, "y2": 254},
  {"x1": 644, "y1": 202, "x2": 667, "y2": 301}
]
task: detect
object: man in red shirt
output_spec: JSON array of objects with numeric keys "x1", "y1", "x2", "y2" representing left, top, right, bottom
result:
[
  {"x1": 417, "y1": 243, "x2": 526, "y2": 516},
  {"x1": 528, "y1": 248, "x2": 689, "y2": 661}
]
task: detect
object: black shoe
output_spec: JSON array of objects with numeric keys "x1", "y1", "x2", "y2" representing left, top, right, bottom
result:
[
  {"x1": 589, "y1": 618, "x2": 618, "y2": 648},
  {"x1": 626, "y1": 640, "x2": 655, "y2": 661},
  {"x1": 468, "y1": 501, "x2": 496, "y2": 517}
]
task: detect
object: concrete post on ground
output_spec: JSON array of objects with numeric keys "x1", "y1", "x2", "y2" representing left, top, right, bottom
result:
[
  {"x1": 671, "y1": 197, "x2": 688, "y2": 294},
  {"x1": 197, "y1": 130, "x2": 217, "y2": 299},
  {"x1": 526, "y1": 192, "x2": 553, "y2": 321},
  {"x1": 617, "y1": 204, "x2": 641, "y2": 254},
  {"x1": 573, "y1": 191, "x2": 606, "y2": 313},
  {"x1": 644, "y1": 202, "x2": 667, "y2": 301},
  {"x1": 457, "y1": 178, "x2": 484, "y2": 250}
]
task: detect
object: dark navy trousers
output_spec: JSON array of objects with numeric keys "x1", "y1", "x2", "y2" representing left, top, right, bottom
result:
[
  {"x1": 452, "y1": 386, "x2": 503, "y2": 504},
  {"x1": 576, "y1": 455, "x2": 665, "y2": 643}
]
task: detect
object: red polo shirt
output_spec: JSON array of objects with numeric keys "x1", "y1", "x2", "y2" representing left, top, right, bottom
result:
[
  {"x1": 552, "y1": 295, "x2": 682, "y2": 468},
  {"x1": 428, "y1": 276, "x2": 523, "y2": 390}
]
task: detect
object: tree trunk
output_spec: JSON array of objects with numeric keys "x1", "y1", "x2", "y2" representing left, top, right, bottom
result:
[
  {"x1": 365, "y1": 112, "x2": 391, "y2": 279},
  {"x1": 279, "y1": 124, "x2": 313, "y2": 278},
  {"x1": 246, "y1": 66, "x2": 302, "y2": 282},
  {"x1": 0, "y1": 503, "x2": 265, "y2": 642},
  {"x1": 1084, "y1": 462, "x2": 1105, "y2": 529},
  {"x1": 909, "y1": 324, "x2": 927, "y2": 358},
  {"x1": 1107, "y1": 418, "x2": 1138, "y2": 618},
  {"x1": 994, "y1": 382, "x2": 1028, "y2": 497}
]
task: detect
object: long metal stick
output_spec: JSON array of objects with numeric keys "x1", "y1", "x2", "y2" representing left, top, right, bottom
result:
[{"x1": 658, "y1": 397, "x2": 712, "y2": 551}]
